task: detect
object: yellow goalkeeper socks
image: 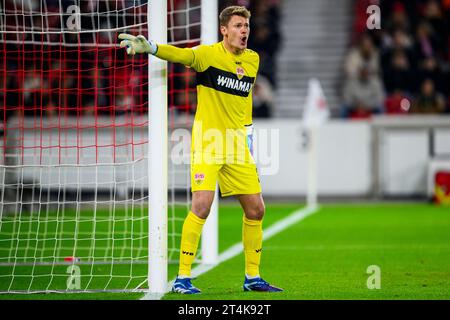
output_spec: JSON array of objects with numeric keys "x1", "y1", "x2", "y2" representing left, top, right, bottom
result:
[
  {"x1": 242, "y1": 216, "x2": 263, "y2": 277},
  {"x1": 178, "y1": 211, "x2": 206, "y2": 277}
]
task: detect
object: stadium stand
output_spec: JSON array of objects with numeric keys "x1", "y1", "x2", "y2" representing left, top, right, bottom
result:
[{"x1": 343, "y1": 0, "x2": 450, "y2": 118}]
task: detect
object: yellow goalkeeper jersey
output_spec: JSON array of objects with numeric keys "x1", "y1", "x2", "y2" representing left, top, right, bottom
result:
[{"x1": 156, "y1": 41, "x2": 259, "y2": 159}]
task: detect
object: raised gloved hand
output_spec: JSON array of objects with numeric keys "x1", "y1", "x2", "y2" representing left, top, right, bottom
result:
[{"x1": 118, "y1": 33, "x2": 158, "y2": 55}]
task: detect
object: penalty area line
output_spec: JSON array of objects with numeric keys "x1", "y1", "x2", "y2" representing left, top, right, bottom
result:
[{"x1": 141, "y1": 204, "x2": 319, "y2": 300}]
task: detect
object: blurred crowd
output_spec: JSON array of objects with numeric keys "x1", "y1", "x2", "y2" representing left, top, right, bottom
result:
[
  {"x1": 245, "y1": 0, "x2": 282, "y2": 118},
  {"x1": 0, "y1": 0, "x2": 281, "y2": 121},
  {"x1": 1, "y1": 0, "x2": 149, "y2": 120},
  {"x1": 342, "y1": 0, "x2": 450, "y2": 118}
]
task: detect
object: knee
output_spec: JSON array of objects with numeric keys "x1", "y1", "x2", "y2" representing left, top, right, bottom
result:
[
  {"x1": 245, "y1": 203, "x2": 265, "y2": 221},
  {"x1": 191, "y1": 202, "x2": 212, "y2": 219}
]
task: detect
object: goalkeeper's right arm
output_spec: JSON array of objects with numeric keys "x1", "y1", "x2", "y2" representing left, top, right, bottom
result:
[{"x1": 118, "y1": 33, "x2": 195, "y2": 67}]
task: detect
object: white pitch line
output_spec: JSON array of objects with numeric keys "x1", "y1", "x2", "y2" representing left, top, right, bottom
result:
[{"x1": 141, "y1": 204, "x2": 319, "y2": 300}]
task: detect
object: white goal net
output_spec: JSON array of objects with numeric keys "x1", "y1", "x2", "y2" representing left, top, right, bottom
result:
[{"x1": 0, "y1": 0, "x2": 203, "y2": 294}]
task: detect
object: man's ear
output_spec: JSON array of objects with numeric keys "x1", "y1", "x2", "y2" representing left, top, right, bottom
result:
[{"x1": 220, "y1": 25, "x2": 227, "y2": 37}]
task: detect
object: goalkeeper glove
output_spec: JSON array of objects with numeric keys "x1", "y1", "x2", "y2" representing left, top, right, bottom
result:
[{"x1": 118, "y1": 33, "x2": 158, "y2": 55}]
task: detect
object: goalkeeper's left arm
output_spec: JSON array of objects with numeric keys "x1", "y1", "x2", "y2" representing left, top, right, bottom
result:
[{"x1": 118, "y1": 33, "x2": 195, "y2": 66}]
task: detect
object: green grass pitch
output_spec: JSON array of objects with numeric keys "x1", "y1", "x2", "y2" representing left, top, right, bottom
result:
[{"x1": 0, "y1": 203, "x2": 449, "y2": 300}]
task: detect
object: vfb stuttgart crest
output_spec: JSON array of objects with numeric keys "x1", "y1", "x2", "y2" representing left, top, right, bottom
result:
[
  {"x1": 236, "y1": 67, "x2": 245, "y2": 80},
  {"x1": 194, "y1": 173, "x2": 205, "y2": 185}
]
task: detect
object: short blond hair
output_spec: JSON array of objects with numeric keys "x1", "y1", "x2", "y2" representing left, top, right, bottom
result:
[{"x1": 219, "y1": 6, "x2": 251, "y2": 27}]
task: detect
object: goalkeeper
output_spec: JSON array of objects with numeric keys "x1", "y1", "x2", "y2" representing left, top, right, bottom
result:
[{"x1": 119, "y1": 5, "x2": 282, "y2": 294}]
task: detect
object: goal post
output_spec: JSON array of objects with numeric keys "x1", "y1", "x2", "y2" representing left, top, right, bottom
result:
[
  {"x1": 200, "y1": 0, "x2": 219, "y2": 266},
  {"x1": 148, "y1": 0, "x2": 168, "y2": 295},
  {"x1": 148, "y1": 0, "x2": 219, "y2": 294},
  {"x1": 0, "y1": 0, "x2": 219, "y2": 295}
]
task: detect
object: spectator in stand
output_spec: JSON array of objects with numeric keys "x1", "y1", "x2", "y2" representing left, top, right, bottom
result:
[
  {"x1": 171, "y1": 63, "x2": 197, "y2": 116},
  {"x1": 410, "y1": 78, "x2": 446, "y2": 114},
  {"x1": 247, "y1": 0, "x2": 281, "y2": 45},
  {"x1": 48, "y1": 61, "x2": 63, "y2": 116},
  {"x1": 417, "y1": 56, "x2": 447, "y2": 94},
  {"x1": 383, "y1": 49, "x2": 415, "y2": 94},
  {"x1": 348, "y1": 0, "x2": 450, "y2": 117},
  {"x1": 248, "y1": 22, "x2": 278, "y2": 87},
  {"x1": 384, "y1": 1, "x2": 411, "y2": 33},
  {"x1": 422, "y1": 0, "x2": 448, "y2": 60},
  {"x1": 252, "y1": 75, "x2": 273, "y2": 118},
  {"x1": 2, "y1": 54, "x2": 19, "y2": 119},
  {"x1": 79, "y1": 55, "x2": 96, "y2": 116},
  {"x1": 414, "y1": 21, "x2": 439, "y2": 61},
  {"x1": 344, "y1": 33, "x2": 381, "y2": 81},
  {"x1": 342, "y1": 65, "x2": 385, "y2": 118},
  {"x1": 22, "y1": 65, "x2": 50, "y2": 117},
  {"x1": 384, "y1": 89, "x2": 412, "y2": 114},
  {"x1": 380, "y1": 28, "x2": 416, "y2": 73},
  {"x1": 384, "y1": 90, "x2": 413, "y2": 114},
  {"x1": 48, "y1": 61, "x2": 78, "y2": 117},
  {"x1": 445, "y1": 0, "x2": 450, "y2": 37},
  {"x1": 247, "y1": 0, "x2": 281, "y2": 88}
]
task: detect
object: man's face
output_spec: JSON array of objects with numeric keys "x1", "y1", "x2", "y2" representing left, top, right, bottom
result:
[{"x1": 221, "y1": 15, "x2": 250, "y2": 52}]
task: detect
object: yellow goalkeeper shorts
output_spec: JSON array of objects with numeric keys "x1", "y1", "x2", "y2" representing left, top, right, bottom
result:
[{"x1": 190, "y1": 152, "x2": 262, "y2": 197}]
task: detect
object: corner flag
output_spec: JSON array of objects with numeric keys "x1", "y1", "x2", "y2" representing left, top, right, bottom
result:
[
  {"x1": 301, "y1": 78, "x2": 329, "y2": 209},
  {"x1": 302, "y1": 78, "x2": 330, "y2": 128}
]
